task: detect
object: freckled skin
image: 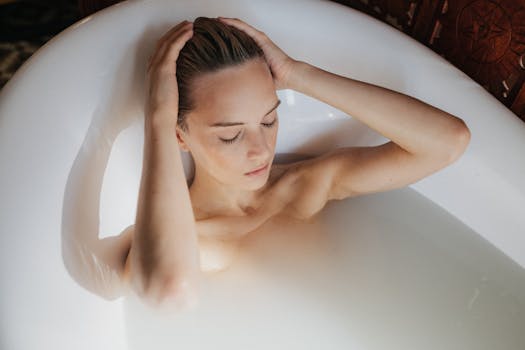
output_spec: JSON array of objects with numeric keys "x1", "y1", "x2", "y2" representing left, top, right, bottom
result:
[
  {"x1": 176, "y1": 58, "x2": 280, "y2": 196},
  {"x1": 168, "y1": 59, "x2": 327, "y2": 272}
]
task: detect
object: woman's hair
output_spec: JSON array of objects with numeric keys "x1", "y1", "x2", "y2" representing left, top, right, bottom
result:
[{"x1": 176, "y1": 17, "x2": 265, "y2": 132}]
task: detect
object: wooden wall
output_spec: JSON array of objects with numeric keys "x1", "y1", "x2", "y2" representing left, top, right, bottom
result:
[{"x1": 331, "y1": 0, "x2": 525, "y2": 123}]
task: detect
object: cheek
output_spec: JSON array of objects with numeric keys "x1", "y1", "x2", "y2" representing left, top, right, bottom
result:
[
  {"x1": 272, "y1": 128, "x2": 279, "y2": 143},
  {"x1": 267, "y1": 127, "x2": 278, "y2": 150},
  {"x1": 201, "y1": 128, "x2": 279, "y2": 174},
  {"x1": 208, "y1": 144, "x2": 245, "y2": 172}
]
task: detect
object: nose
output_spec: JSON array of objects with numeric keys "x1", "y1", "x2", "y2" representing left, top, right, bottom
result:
[{"x1": 245, "y1": 128, "x2": 271, "y2": 162}]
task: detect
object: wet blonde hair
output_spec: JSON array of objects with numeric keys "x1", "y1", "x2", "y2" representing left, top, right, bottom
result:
[{"x1": 176, "y1": 16, "x2": 265, "y2": 132}]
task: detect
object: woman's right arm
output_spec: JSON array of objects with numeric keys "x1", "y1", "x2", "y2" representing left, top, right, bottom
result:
[
  {"x1": 124, "y1": 20, "x2": 201, "y2": 310},
  {"x1": 125, "y1": 118, "x2": 201, "y2": 308}
]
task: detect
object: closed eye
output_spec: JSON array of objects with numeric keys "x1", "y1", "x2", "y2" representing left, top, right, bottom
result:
[
  {"x1": 220, "y1": 134, "x2": 239, "y2": 144},
  {"x1": 219, "y1": 118, "x2": 278, "y2": 144},
  {"x1": 262, "y1": 118, "x2": 277, "y2": 128}
]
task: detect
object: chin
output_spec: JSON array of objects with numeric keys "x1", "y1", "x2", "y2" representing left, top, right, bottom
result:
[{"x1": 243, "y1": 172, "x2": 270, "y2": 189}]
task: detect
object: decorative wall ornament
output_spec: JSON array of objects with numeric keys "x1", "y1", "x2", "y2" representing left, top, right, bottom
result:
[{"x1": 332, "y1": 0, "x2": 525, "y2": 122}]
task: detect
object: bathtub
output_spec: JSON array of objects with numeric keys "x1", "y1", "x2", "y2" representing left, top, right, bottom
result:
[{"x1": 0, "y1": 0, "x2": 524, "y2": 349}]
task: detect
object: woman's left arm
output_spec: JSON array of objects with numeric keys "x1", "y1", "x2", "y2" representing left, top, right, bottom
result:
[
  {"x1": 278, "y1": 60, "x2": 472, "y2": 204},
  {"x1": 217, "y1": 16, "x2": 471, "y2": 206},
  {"x1": 216, "y1": 16, "x2": 470, "y2": 158},
  {"x1": 288, "y1": 61, "x2": 471, "y2": 158}
]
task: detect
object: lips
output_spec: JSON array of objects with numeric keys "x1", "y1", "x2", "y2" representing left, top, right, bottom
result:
[{"x1": 245, "y1": 163, "x2": 268, "y2": 175}]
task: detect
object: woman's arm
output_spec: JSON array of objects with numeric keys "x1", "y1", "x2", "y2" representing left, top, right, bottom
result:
[
  {"x1": 215, "y1": 17, "x2": 469, "y2": 157},
  {"x1": 125, "y1": 20, "x2": 201, "y2": 310},
  {"x1": 125, "y1": 118, "x2": 201, "y2": 308},
  {"x1": 281, "y1": 61, "x2": 471, "y2": 204},
  {"x1": 215, "y1": 17, "x2": 470, "y2": 211},
  {"x1": 288, "y1": 61, "x2": 470, "y2": 157}
]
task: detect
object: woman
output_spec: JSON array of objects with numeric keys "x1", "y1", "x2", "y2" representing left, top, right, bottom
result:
[{"x1": 121, "y1": 16, "x2": 470, "y2": 310}]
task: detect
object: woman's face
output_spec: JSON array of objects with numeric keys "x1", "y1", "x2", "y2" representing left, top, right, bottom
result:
[{"x1": 176, "y1": 58, "x2": 280, "y2": 190}]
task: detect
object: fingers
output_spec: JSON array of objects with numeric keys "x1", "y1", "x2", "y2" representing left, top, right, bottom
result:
[
  {"x1": 217, "y1": 16, "x2": 261, "y2": 36},
  {"x1": 217, "y1": 17, "x2": 268, "y2": 45},
  {"x1": 149, "y1": 21, "x2": 193, "y2": 71},
  {"x1": 147, "y1": 21, "x2": 193, "y2": 73},
  {"x1": 148, "y1": 21, "x2": 189, "y2": 66},
  {"x1": 158, "y1": 20, "x2": 192, "y2": 46},
  {"x1": 156, "y1": 21, "x2": 193, "y2": 59},
  {"x1": 159, "y1": 25, "x2": 193, "y2": 70}
]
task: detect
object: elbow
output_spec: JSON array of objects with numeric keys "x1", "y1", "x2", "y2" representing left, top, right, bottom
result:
[
  {"x1": 61, "y1": 240, "x2": 126, "y2": 301},
  {"x1": 134, "y1": 273, "x2": 201, "y2": 311},
  {"x1": 97, "y1": 288, "x2": 125, "y2": 302},
  {"x1": 444, "y1": 119, "x2": 471, "y2": 163},
  {"x1": 453, "y1": 119, "x2": 471, "y2": 156},
  {"x1": 158, "y1": 276, "x2": 201, "y2": 310}
]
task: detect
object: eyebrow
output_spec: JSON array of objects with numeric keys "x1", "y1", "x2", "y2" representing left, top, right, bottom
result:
[{"x1": 209, "y1": 99, "x2": 281, "y2": 127}]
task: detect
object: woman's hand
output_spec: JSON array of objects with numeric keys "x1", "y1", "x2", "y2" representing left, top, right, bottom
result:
[
  {"x1": 145, "y1": 20, "x2": 194, "y2": 126},
  {"x1": 217, "y1": 16, "x2": 300, "y2": 91}
]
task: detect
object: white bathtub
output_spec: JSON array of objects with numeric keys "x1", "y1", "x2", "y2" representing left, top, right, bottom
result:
[{"x1": 0, "y1": 0, "x2": 524, "y2": 349}]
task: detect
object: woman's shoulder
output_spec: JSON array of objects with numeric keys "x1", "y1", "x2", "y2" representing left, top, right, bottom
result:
[
  {"x1": 269, "y1": 153, "x2": 320, "y2": 183},
  {"x1": 267, "y1": 153, "x2": 333, "y2": 219}
]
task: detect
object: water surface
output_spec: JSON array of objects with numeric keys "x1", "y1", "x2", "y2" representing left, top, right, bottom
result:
[{"x1": 124, "y1": 187, "x2": 525, "y2": 349}]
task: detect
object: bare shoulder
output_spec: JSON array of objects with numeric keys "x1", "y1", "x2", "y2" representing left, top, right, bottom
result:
[
  {"x1": 271, "y1": 139, "x2": 468, "y2": 220},
  {"x1": 267, "y1": 154, "x2": 332, "y2": 220},
  {"x1": 269, "y1": 153, "x2": 322, "y2": 181}
]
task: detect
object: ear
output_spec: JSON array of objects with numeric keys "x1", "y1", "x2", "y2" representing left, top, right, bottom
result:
[{"x1": 175, "y1": 125, "x2": 190, "y2": 152}]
